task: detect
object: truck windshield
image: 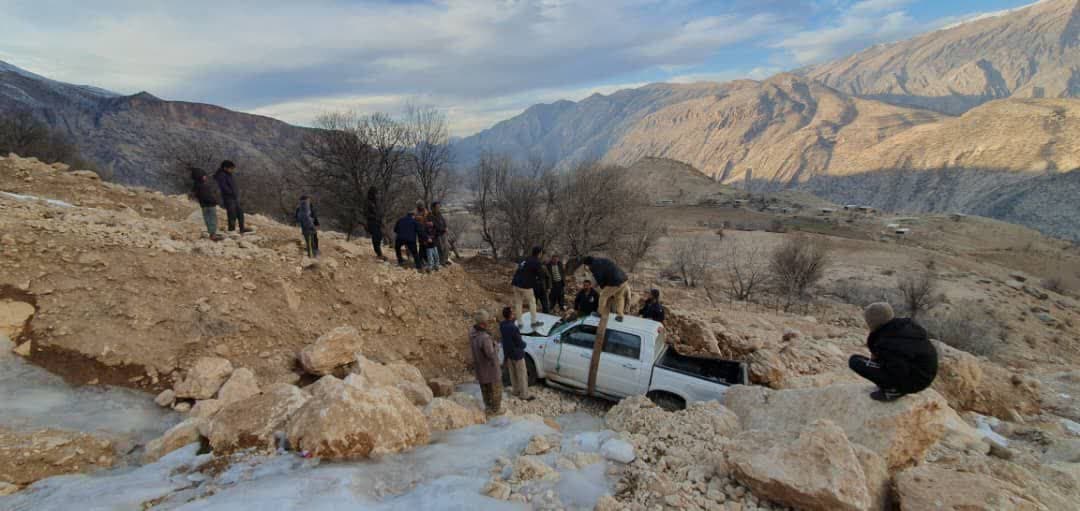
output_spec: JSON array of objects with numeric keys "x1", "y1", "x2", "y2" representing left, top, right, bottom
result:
[{"x1": 546, "y1": 318, "x2": 573, "y2": 338}]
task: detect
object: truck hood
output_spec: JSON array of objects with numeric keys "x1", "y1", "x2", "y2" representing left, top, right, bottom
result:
[{"x1": 519, "y1": 313, "x2": 563, "y2": 337}]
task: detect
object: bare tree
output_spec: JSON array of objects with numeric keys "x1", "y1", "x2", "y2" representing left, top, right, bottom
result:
[
  {"x1": 670, "y1": 238, "x2": 712, "y2": 287},
  {"x1": 555, "y1": 162, "x2": 650, "y2": 261},
  {"x1": 495, "y1": 158, "x2": 557, "y2": 260},
  {"x1": 897, "y1": 270, "x2": 942, "y2": 319},
  {"x1": 719, "y1": 242, "x2": 769, "y2": 302},
  {"x1": 300, "y1": 111, "x2": 411, "y2": 238},
  {"x1": 619, "y1": 220, "x2": 667, "y2": 272},
  {"x1": 0, "y1": 109, "x2": 89, "y2": 169},
  {"x1": 404, "y1": 105, "x2": 453, "y2": 205},
  {"x1": 469, "y1": 151, "x2": 511, "y2": 259},
  {"x1": 159, "y1": 135, "x2": 232, "y2": 192},
  {"x1": 769, "y1": 234, "x2": 831, "y2": 311}
]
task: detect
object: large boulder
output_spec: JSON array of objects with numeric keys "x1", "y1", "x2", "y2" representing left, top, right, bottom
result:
[
  {"x1": 174, "y1": 357, "x2": 234, "y2": 400},
  {"x1": 895, "y1": 464, "x2": 1042, "y2": 511},
  {"x1": 143, "y1": 418, "x2": 203, "y2": 463},
  {"x1": 286, "y1": 378, "x2": 429, "y2": 459},
  {"x1": 727, "y1": 420, "x2": 887, "y2": 511},
  {"x1": 932, "y1": 341, "x2": 1041, "y2": 419},
  {"x1": 424, "y1": 397, "x2": 486, "y2": 432},
  {"x1": 724, "y1": 384, "x2": 948, "y2": 469},
  {"x1": 206, "y1": 383, "x2": 310, "y2": 453},
  {"x1": 217, "y1": 368, "x2": 260, "y2": 405},
  {"x1": 299, "y1": 326, "x2": 364, "y2": 376},
  {"x1": 352, "y1": 355, "x2": 403, "y2": 387}
]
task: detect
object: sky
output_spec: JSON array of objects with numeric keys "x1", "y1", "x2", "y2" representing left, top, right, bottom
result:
[{"x1": 0, "y1": 0, "x2": 1043, "y2": 136}]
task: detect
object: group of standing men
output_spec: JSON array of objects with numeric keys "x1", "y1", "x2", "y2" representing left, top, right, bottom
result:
[
  {"x1": 190, "y1": 160, "x2": 254, "y2": 242},
  {"x1": 390, "y1": 199, "x2": 452, "y2": 273},
  {"x1": 469, "y1": 251, "x2": 668, "y2": 415}
]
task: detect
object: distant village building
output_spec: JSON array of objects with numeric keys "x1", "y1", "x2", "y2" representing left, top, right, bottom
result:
[
  {"x1": 819, "y1": 208, "x2": 836, "y2": 215},
  {"x1": 895, "y1": 228, "x2": 911, "y2": 235},
  {"x1": 655, "y1": 199, "x2": 674, "y2": 206}
]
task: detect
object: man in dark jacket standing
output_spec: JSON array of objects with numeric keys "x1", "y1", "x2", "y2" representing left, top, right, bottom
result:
[
  {"x1": 364, "y1": 186, "x2": 386, "y2": 261},
  {"x1": 547, "y1": 255, "x2": 567, "y2": 313},
  {"x1": 213, "y1": 160, "x2": 251, "y2": 234},
  {"x1": 190, "y1": 168, "x2": 222, "y2": 241},
  {"x1": 639, "y1": 288, "x2": 665, "y2": 323},
  {"x1": 849, "y1": 302, "x2": 939, "y2": 402},
  {"x1": 295, "y1": 195, "x2": 320, "y2": 258},
  {"x1": 499, "y1": 307, "x2": 534, "y2": 401},
  {"x1": 584, "y1": 256, "x2": 630, "y2": 322},
  {"x1": 574, "y1": 280, "x2": 600, "y2": 317},
  {"x1": 470, "y1": 309, "x2": 502, "y2": 416},
  {"x1": 511, "y1": 246, "x2": 545, "y2": 329},
  {"x1": 393, "y1": 212, "x2": 422, "y2": 270},
  {"x1": 431, "y1": 201, "x2": 451, "y2": 266}
]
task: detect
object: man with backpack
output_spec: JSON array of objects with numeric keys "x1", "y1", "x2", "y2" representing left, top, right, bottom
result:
[
  {"x1": 511, "y1": 246, "x2": 545, "y2": 329},
  {"x1": 295, "y1": 195, "x2": 320, "y2": 258},
  {"x1": 848, "y1": 302, "x2": 939, "y2": 402},
  {"x1": 189, "y1": 168, "x2": 222, "y2": 241}
]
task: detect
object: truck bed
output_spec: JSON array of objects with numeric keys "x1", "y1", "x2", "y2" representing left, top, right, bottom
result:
[{"x1": 656, "y1": 349, "x2": 747, "y2": 386}]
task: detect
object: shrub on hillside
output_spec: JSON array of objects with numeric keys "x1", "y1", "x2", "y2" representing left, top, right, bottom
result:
[
  {"x1": 769, "y1": 234, "x2": 831, "y2": 311},
  {"x1": 922, "y1": 302, "x2": 1003, "y2": 357}
]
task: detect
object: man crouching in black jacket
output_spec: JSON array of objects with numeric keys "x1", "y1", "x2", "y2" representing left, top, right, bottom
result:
[{"x1": 849, "y1": 302, "x2": 938, "y2": 402}]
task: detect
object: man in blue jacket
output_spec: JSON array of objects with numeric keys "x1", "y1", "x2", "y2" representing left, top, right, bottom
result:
[
  {"x1": 499, "y1": 307, "x2": 534, "y2": 401},
  {"x1": 213, "y1": 160, "x2": 251, "y2": 233},
  {"x1": 393, "y1": 212, "x2": 422, "y2": 270}
]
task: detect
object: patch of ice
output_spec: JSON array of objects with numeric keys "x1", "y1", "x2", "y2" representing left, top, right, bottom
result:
[
  {"x1": 0, "y1": 191, "x2": 74, "y2": 208},
  {"x1": 570, "y1": 430, "x2": 615, "y2": 452},
  {"x1": 0, "y1": 444, "x2": 209, "y2": 511},
  {"x1": 1063, "y1": 418, "x2": 1080, "y2": 437},
  {"x1": 600, "y1": 438, "x2": 635, "y2": 464},
  {"x1": 4, "y1": 416, "x2": 596, "y2": 510},
  {"x1": 0, "y1": 335, "x2": 176, "y2": 443},
  {"x1": 974, "y1": 414, "x2": 1009, "y2": 448}
]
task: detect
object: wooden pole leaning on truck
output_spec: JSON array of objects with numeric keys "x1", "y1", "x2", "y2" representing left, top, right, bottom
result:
[{"x1": 586, "y1": 310, "x2": 609, "y2": 396}]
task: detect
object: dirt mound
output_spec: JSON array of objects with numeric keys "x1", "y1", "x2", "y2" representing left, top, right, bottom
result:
[{"x1": 0, "y1": 154, "x2": 503, "y2": 392}]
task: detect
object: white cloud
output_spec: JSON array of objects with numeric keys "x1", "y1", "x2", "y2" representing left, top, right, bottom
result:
[
  {"x1": 0, "y1": 0, "x2": 792, "y2": 134},
  {"x1": 774, "y1": 2, "x2": 920, "y2": 64}
]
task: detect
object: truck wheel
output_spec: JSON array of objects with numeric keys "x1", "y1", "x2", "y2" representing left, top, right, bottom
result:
[{"x1": 648, "y1": 392, "x2": 686, "y2": 412}]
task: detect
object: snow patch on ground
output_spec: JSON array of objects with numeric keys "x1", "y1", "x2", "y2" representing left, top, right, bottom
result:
[
  {"x1": 4, "y1": 414, "x2": 617, "y2": 510},
  {"x1": 0, "y1": 335, "x2": 176, "y2": 443},
  {"x1": 1, "y1": 191, "x2": 74, "y2": 208}
]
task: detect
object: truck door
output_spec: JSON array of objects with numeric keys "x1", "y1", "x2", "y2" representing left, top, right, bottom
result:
[
  {"x1": 548, "y1": 324, "x2": 644, "y2": 397},
  {"x1": 549, "y1": 324, "x2": 597, "y2": 388},
  {"x1": 596, "y1": 329, "x2": 643, "y2": 397}
]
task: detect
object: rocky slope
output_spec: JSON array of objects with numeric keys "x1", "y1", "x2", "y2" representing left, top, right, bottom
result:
[
  {"x1": 455, "y1": 82, "x2": 729, "y2": 168},
  {"x1": 805, "y1": 0, "x2": 1080, "y2": 115},
  {"x1": 0, "y1": 154, "x2": 496, "y2": 391},
  {"x1": 0, "y1": 60, "x2": 306, "y2": 189}
]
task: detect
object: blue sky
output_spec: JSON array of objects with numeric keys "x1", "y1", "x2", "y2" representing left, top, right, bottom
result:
[{"x1": 0, "y1": 0, "x2": 1043, "y2": 135}]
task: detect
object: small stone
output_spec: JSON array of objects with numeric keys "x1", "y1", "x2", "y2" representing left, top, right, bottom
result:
[
  {"x1": 173, "y1": 401, "x2": 192, "y2": 413},
  {"x1": 154, "y1": 389, "x2": 176, "y2": 407},
  {"x1": 242, "y1": 282, "x2": 257, "y2": 291},
  {"x1": 13, "y1": 341, "x2": 32, "y2": 357},
  {"x1": 483, "y1": 479, "x2": 511, "y2": 500},
  {"x1": 0, "y1": 481, "x2": 19, "y2": 496}
]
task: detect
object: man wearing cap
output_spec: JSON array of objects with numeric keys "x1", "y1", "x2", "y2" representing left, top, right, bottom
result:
[
  {"x1": 848, "y1": 302, "x2": 939, "y2": 402},
  {"x1": 469, "y1": 309, "x2": 503, "y2": 415}
]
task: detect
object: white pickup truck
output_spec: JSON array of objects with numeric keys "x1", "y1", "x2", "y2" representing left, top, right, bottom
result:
[{"x1": 507, "y1": 313, "x2": 748, "y2": 410}]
